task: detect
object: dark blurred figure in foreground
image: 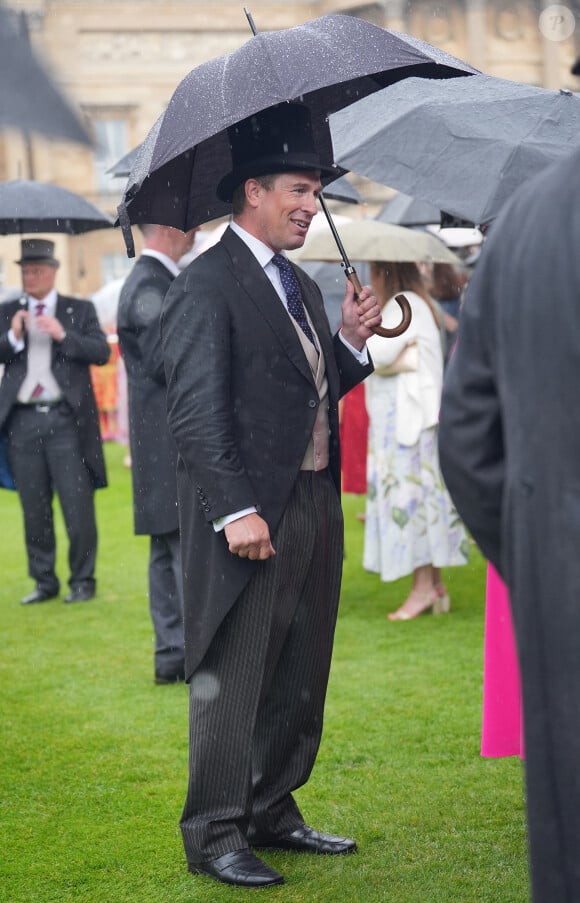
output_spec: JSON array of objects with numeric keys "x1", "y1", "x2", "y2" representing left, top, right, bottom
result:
[
  {"x1": 0, "y1": 238, "x2": 109, "y2": 604},
  {"x1": 117, "y1": 224, "x2": 197, "y2": 684},
  {"x1": 439, "y1": 148, "x2": 580, "y2": 903}
]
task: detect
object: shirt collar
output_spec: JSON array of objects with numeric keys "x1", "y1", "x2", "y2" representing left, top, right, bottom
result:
[
  {"x1": 28, "y1": 288, "x2": 57, "y2": 311},
  {"x1": 141, "y1": 248, "x2": 181, "y2": 278},
  {"x1": 230, "y1": 220, "x2": 282, "y2": 270}
]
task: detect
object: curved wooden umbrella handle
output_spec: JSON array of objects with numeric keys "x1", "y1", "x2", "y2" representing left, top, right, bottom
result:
[{"x1": 347, "y1": 270, "x2": 412, "y2": 338}]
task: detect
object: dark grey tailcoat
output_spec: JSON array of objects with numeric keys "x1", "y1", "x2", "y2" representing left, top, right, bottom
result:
[
  {"x1": 438, "y1": 147, "x2": 580, "y2": 903},
  {"x1": 117, "y1": 255, "x2": 179, "y2": 535},
  {"x1": 0, "y1": 294, "x2": 109, "y2": 488},
  {"x1": 161, "y1": 226, "x2": 372, "y2": 680}
]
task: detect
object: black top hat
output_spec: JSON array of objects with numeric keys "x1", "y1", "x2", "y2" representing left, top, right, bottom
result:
[
  {"x1": 16, "y1": 238, "x2": 59, "y2": 267},
  {"x1": 217, "y1": 103, "x2": 338, "y2": 202}
]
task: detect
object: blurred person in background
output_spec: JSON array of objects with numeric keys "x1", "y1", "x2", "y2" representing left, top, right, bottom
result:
[
  {"x1": 363, "y1": 261, "x2": 469, "y2": 620},
  {"x1": 0, "y1": 238, "x2": 109, "y2": 605},
  {"x1": 117, "y1": 223, "x2": 197, "y2": 684}
]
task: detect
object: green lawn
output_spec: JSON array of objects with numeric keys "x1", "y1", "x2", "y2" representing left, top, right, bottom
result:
[{"x1": 0, "y1": 442, "x2": 528, "y2": 902}]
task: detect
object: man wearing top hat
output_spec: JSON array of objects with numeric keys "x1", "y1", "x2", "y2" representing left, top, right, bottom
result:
[
  {"x1": 0, "y1": 238, "x2": 110, "y2": 604},
  {"x1": 160, "y1": 102, "x2": 383, "y2": 888}
]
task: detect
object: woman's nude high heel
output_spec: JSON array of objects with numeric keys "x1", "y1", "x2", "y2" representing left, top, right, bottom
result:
[{"x1": 388, "y1": 585, "x2": 451, "y2": 621}]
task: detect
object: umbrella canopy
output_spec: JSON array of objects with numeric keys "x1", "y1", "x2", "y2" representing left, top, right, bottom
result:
[
  {"x1": 118, "y1": 13, "x2": 476, "y2": 253},
  {"x1": 112, "y1": 149, "x2": 365, "y2": 212},
  {"x1": 107, "y1": 147, "x2": 137, "y2": 178},
  {"x1": 0, "y1": 4, "x2": 91, "y2": 145},
  {"x1": 0, "y1": 181, "x2": 114, "y2": 234},
  {"x1": 329, "y1": 74, "x2": 580, "y2": 226},
  {"x1": 322, "y1": 176, "x2": 363, "y2": 205},
  {"x1": 377, "y1": 192, "x2": 440, "y2": 227},
  {"x1": 290, "y1": 219, "x2": 461, "y2": 265}
]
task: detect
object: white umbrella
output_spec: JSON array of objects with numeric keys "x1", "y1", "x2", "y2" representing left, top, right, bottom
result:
[
  {"x1": 290, "y1": 219, "x2": 461, "y2": 265},
  {"x1": 90, "y1": 277, "x2": 126, "y2": 331}
]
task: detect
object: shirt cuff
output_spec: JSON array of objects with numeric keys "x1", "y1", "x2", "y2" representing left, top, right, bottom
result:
[
  {"x1": 213, "y1": 506, "x2": 258, "y2": 532},
  {"x1": 8, "y1": 329, "x2": 24, "y2": 352},
  {"x1": 338, "y1": 329, "x2": 369, "y2": 365}
]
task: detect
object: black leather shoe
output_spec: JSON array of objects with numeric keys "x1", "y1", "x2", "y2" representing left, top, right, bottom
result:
[
  {"x1": 154, "y1": 665, "x2": 185, "y2": 685},
  {"x1": 64, "y1": 586, "x2": 95, "y2": 603},
  {"x1": 252, "y1": 825, "x2": 357, "y2": 855},
  {"x1": 188, "y1": 850, "x2": 284, "y2": 887},
  {"x1": 20, "y1": 587, "x2": 58, "y2": 605}
]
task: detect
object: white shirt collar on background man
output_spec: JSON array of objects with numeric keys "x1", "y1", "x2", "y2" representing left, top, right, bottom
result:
[
  {"x1": 28, "y1": 288, "x2": 57, "y2": 314},
  {"x1": 142, "y1": 248, "x2": 181, "y2": 278}
]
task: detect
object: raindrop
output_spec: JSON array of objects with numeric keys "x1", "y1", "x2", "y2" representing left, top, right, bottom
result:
[{"x1": 190, "y1": 670, "x2": 221, "y2": 701}]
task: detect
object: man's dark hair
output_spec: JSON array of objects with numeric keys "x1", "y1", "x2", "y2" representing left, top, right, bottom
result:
[{"x1": 231, "y1": 174, "x2": 276, "y2": 215}]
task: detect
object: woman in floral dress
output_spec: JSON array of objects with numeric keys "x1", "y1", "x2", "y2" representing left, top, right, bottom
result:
[{"x1": 363, "y1": 262, "x2": 469, "y2": 620}]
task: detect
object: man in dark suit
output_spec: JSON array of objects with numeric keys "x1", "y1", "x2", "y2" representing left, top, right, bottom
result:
[
  {"x1": 117, "y1": 224, "x2": 197, "y2": 684},
  {"x1": 0, "y1": 238, "x2": 109, "y2": 604},
  {"x1": 438, "y1": 148, "x2": 580, "y2": 903},
  {"x1": 160, "y1": 103, "x2": 383, "y2": 888}
]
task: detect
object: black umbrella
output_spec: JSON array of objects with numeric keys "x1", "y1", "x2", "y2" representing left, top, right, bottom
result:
[
  {"x1": 0, "y1": 4, "x2": 91, "y2": 145},
  {"x1": 330, "y1": 74, "x2": 580, "y2": 225},
  {"x1": 0, "y1": 181, "x2": 114, "y2": 234},
  {"x1": 111, "y1": 144, "x2": 367, "y2": 208},
  {"x1": 118, "y1": 13, "x2": 476, "y2": 247}
]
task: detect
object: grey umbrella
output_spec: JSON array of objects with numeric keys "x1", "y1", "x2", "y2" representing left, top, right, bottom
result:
[
  {"x1": 107, "y1": 147, "x2": 138, "y2": 178},
  {"x1": 322, "y1": 176, "x2": 363, "y2": 206},
  {"x1": 329, "y1": 74, "x2": 580, "y2": 226},
  {"x1": 0, "y1": 4, "x2": 91, "y2": 145},
  {"x1": 118, "y1": 13, "x2": 476, "y2": 250},
  {"x1": 377, "y1": 192, "x2": 440, "y2": 227},
  {"x1": 0, "y1": 181, "x2": 114, "y2": 234}
]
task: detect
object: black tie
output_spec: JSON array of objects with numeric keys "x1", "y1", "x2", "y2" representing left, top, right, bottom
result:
[{"x1": 271, "y1": 254, "x2": 316, "y2": 347}]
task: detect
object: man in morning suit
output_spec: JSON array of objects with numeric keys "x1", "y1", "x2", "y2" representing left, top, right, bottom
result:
[
  {"x1": 160, "y1": 103, "x2": 383, "y2": 888},
  {"x1": 117, "y1": 224, "x2": 197, "y2": 684},
  {"x1": 438, "y1": 147, "x2": 580, "y2": 903},
  {"x1": 0, "y1": 238, "x2": 109, "y2": 604}
]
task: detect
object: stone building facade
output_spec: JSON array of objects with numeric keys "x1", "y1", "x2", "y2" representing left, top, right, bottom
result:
[{"x1": 1, "y1": 0, "x2": 580, "y2": 296}]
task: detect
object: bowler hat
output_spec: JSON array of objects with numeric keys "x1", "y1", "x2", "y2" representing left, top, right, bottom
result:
[
  {"x1": 217, "y1": 103, "x2": 338, "y2": 202},
  {"x1": 16, "y1": 238, "x2": 59, "y2": 267}
]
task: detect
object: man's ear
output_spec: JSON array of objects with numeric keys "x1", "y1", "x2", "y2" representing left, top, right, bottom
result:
[{"x1": 244, "y1": 178, "x2": 263, "y2": 209}]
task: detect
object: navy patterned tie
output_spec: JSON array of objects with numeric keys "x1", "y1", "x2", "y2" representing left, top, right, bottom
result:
[{"x1": 271, "y1": 253, "x2": 317, "y2": 347}]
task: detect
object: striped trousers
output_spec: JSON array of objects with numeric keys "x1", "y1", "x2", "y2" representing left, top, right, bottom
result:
[{"x1": 180, "y1": 469, "x2": 344, "y2": 863}]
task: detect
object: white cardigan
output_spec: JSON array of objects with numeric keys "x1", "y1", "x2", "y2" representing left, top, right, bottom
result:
[{"x1": 366, "y1": 291, "x2": 443, "y2": 447}]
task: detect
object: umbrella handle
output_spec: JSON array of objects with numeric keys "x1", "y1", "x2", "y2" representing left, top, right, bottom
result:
[
  {"x1": 346, "y1": 266, "x2": 412, "y2": 338},
  {"x1": 317, "y1": 192, "x2": 411, "y2": 338}
]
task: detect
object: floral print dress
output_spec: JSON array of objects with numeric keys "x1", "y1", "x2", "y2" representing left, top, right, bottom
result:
[{"x1": 363, "y1": 293, "x2": 470, "y2": 582}]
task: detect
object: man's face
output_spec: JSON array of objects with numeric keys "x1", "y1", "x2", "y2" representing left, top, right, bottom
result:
[
  {"x1": 21, "y1": 263, "x2": 58, "y2": 300},
  {"x1": 252, "y1": 171, "x2": 321, "y2": 252}
]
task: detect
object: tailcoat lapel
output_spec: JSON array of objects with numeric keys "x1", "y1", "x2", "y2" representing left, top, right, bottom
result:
[{"x1": 220, "y1": 228, "x2": 316, "y2": 388}]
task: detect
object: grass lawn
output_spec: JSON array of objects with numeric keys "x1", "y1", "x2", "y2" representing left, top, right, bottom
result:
[{"x1": 0, "y1": 442, "x2": 528, "y2": 902}]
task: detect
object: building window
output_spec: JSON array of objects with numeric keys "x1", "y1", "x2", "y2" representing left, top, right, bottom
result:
[{"x1": 94, "y1": 119, "x2": 129, "y2": 194}]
